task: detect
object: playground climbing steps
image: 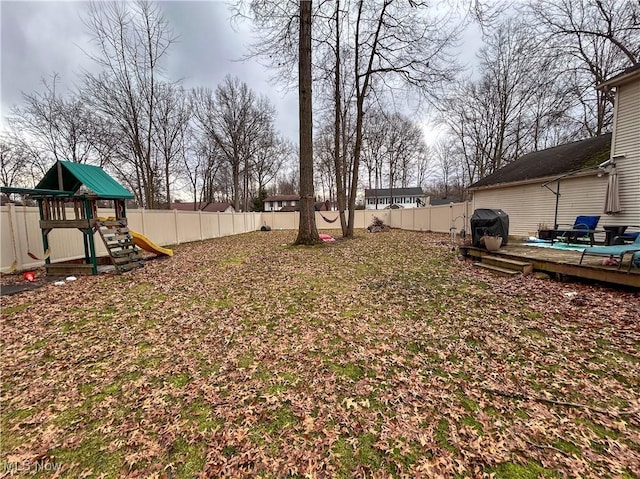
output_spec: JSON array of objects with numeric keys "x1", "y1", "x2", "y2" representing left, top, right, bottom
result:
[{"x1": 95, "y1": 219, "x2": 144, "y2": 273}]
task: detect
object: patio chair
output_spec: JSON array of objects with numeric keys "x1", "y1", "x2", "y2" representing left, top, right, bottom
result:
[
  {"x1": 552, "y1": 215, "x2": 600, "y2": 246},
  {"x1": 614, "y1": 231, "x2": 640, "y2": 245},
  {"x1": 579, "y1": 233, "x2": 640, "y2": 271},
  {"x1": 628, "y1": 251, "x2": 640, "y2": 273}
]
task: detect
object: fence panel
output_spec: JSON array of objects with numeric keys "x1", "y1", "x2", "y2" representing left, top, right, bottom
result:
[
  {"x1": 201, "y1": 212, "x2": 219, "y2": 239},
  {"x1": 1, "y1": 206, "x2": 18, "y2": 270},
  {"x1": 1, "y1": 202, "x2": 472, "y2": 272},
  {"x1": 428, "y1": 205, "x2": 453, "y2": 233},
  {"x1": 218, "y1": 214, "x2": 234, "y2": 237},
  {"x1": 139, "y1": 210, "x2": 179, "y2": 246},
  {"x1": 413, "y1": 208, "x2": 431, "y2": 231},
  {"x1": 176, "y1": 211, "x2": 202, "y2": 243}
]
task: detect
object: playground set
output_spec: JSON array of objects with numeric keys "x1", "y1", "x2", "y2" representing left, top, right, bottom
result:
[{"x1": 1, "y1": 161, "x2": 171, "y2": 276}]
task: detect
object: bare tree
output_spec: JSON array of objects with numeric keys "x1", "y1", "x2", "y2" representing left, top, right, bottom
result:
[
  {"x1": 252, "y1": 136, "x2": 293, "y2": 207},
  {"x1": 343, "y1": 1, "x2": 462, "y2": 237},
  {"x1": 360, "y1": 111, "x2": 386, "y2": 191},
  {"x1": 428, "y1": 137, "x2": 465, "y2": 201},
  {"x1": 191, "y1": 77, "x2": 277, "y2": 211},
  {"x1": 314, "y1": 122, "x2": 337, "y2": 204},
  {"x1": 295, "y1": 0, "x2": 321, "y2": 245},
  {"x1": 273, "y1": 166, "x2": 300, "y2": 195},
  {"x1": 238, "y1": 0, "x2": 462, "y2": 237},
  {"x1": 7, "y1": 74, "x2": 102, "y2": 177},
  {"x1": 82, "y1": 0, "x2": 177, "y2": 208},
  {"x1": 360, "y1": 109, "x2": 428, "y2": 193},
  {"x1": 0, "y1": 138, "x2": 30, "y2": 188},
  {"x1": 439, "y1": 18, "x2": 578, "y2": 183},
  {"x1": 153, "y1": 82, "x2": 190, "y2": 206},
  {"x1": 523, "y1": 0, "x2": 640, "y2": 135}
]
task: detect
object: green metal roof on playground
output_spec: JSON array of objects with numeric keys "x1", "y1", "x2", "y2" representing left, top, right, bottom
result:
[{"x1": 36, "y1": 161, "x2": 134, "y2": 199}]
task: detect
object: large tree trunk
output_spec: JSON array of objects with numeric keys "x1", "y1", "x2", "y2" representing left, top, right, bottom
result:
[
  {"x1": 346, "y1": 93, "x2": 365, "y2": 238},
  {"x1": 333, "y1": 0, "x2": 348, "y2": 236},
  {"x1": 232, "y1": 159, "x2": 240, "y2": 212},
  {"x1": 295, "y1": 0, "x2": 321, "y2": 245}
]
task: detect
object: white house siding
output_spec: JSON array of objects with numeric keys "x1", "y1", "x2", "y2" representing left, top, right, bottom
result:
[
  {"x1": 472, "y1": 175, "x2": 609, "y2": 238},
  {"x1": 264, "y1": 200, "x2": 299, "y2": 212},
  {"x1": 364, "y1": 197, "x2": 424, "y2": 209},
  {"x1": 610, "y1": 79, "x2": 640, "y2": 226}
]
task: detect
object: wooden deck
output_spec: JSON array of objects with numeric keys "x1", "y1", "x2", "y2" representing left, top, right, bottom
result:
[{"x1": 460, "y1": 243, "x2": 640, "y2": 289}]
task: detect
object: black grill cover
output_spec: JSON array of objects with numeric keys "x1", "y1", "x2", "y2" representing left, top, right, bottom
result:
[{"x1": 470, "y1": 209, "x2": 509, "y2": 247}]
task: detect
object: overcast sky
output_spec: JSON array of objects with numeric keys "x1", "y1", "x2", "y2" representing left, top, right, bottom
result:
[
  {"x1": 1, "y1": 1, "x2": 300, "y2": 139},
  {"x1": 1, "y1": 1, "x2": 481, "y2": 145}
]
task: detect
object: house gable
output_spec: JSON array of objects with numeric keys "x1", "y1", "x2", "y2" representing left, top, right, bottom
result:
[{"x1": 171, "y1": 202, "x2": 234, "y2": 213}]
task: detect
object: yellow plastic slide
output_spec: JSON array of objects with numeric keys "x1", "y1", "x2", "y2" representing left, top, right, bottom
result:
[{"x1": 131, "y1": 230, "x2": 173, "y2": 256}]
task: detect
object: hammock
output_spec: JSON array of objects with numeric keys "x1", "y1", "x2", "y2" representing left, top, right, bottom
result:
[{"x1": 319, "y1": 212, "x2": 339, "y2": 224}]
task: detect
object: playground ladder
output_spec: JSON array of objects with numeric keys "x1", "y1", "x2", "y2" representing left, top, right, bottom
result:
[{"x1": 95, "y1": 220, "x2": 144, "y2": 273}]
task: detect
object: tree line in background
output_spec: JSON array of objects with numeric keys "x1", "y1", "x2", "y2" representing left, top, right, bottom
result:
[
  {"x1": 0, "y1": 1, "x2": 296, "y2": 211},
  {"x1": 241, "y1": 0, "x2": 637, "y2": 236},
  {"x1": 1, "y1": 0, "x2": 638, "y2": 223}
]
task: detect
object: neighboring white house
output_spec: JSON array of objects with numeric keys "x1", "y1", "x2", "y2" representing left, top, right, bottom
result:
[
  {"x1": 364, "y1": 187, "x2": 428, "y2": 210},
  {"x1": 468, "y1": 63, "x2": 640, "y2": 238},
  {"x1": 263, "y1": 195, "x2": 300, "y2": 212}
]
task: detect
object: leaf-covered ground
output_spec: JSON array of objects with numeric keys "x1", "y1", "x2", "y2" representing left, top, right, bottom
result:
[{"x1": 1, "y1": 230, "x2": 639, "y2": 478}]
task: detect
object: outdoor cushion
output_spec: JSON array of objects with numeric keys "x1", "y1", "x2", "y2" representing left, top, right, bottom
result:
[
  {"x1": 579, "y1": 233, "x2": 640, "y2": 270},
  {"x1": 616, "y1": 231, "x2": 640, "y2": 243}
]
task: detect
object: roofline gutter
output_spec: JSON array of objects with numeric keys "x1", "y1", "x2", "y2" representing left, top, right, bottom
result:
[
  {"x1": 597, "y1": 68, "x2": 640, "y2": 90},
  {"x1": 467, "y1": 167, "x2": 601, "y2": 192},
  {"x1": 0, "y1": 186, "x2": 77, "y2": 197}
]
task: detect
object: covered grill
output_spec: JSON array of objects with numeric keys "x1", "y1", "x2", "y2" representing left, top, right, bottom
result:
[{"x1": 470, "y1": 208, "x2": 509, "y2": 247}]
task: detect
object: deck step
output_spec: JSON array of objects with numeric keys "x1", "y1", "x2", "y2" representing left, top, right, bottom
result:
[
  {"x1": 473, "y1": 262, "x2": 521, "y2": 276},
  {"x1": 481, "y1": 256, "x2": 533, "y2": 275}
]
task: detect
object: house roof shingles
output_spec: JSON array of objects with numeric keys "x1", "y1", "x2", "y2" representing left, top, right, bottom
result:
[
  {"x1": 279, "y1": 205, "x2": 299, "y2": 212},
  {"x1": 264, "y1": 195, "x2": 300, "y2": 202},
  {"x1": 468, "y1": 134, "x2": 612, "y2": 189},
  {"x1": 171, "y1": 202, "x2": 233, "y2": 212},
  {"x1": 598, "y1": 63, "x2": 640, "y2": 89}
]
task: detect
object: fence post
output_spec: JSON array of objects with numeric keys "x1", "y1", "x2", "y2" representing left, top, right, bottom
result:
[
  {"x1": 9, "y1": 204, "x2": 25, "y2": 271},
  {"x1": 449, "y1": 202, "x2": 454, "y2": 232},
  {"x1": 174, "y1": 209, "x2": 180, "y2": 245},
  {"x1": 141, "y1": 209, "x2": 146, "y2": 237}
]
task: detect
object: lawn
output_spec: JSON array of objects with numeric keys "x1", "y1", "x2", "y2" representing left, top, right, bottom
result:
[{"x1": 1, "y1": 230, "x2": 639, "y2": 478}]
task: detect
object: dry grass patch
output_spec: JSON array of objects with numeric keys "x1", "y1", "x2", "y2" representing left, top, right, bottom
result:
[{"x1": 1, "y1": 230, "x2": 639, "y2": 478}]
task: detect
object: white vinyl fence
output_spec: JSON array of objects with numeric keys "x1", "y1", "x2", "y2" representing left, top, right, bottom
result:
[{"x1": 1, "y1": 203, "x2": 471, "y2": 273}]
